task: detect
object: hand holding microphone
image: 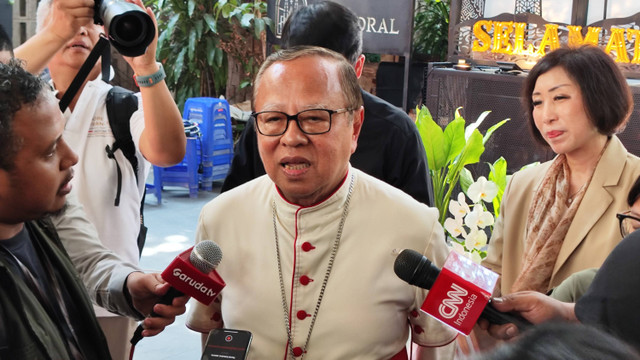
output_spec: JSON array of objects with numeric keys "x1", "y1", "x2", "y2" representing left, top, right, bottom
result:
[
  {"x1": 394, "y1": 249, "x2": 531, "y2": 335},
  {"x1": 130, "y1": 240, "x2": 225, "y2": 345}
]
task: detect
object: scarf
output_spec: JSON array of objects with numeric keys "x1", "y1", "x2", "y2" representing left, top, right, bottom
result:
[{"x1": 511, "y1": 154, "x2": 595, "y2": 293}]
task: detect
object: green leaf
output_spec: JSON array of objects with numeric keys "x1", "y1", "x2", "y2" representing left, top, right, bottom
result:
[
  {"x1": 489, "y1": 157, "x2": 507, "y2": 218},
  {"x1": 166, "y1": 13, "x2": 181, "y2": 36},
  {"x1": 187, "y1": 28, "x2": 197, "y2": 61},
  {"x1": 483, "y1": 118, "x2": 510, "y2": 144},
  {"x1": 228, "y1": 7, "x2": 243, "y2": 19},
  {"x1": 443, "y1": 117, "x2": 465, "y2": 164},
  {"x1": 214, "y1": 47, "x2": 224, "y2": 67},
  {"x1": 240, "y1": 13, "x2": 253, "y2": 27},
  {"x1": 459, "y1": 167, "x2": 474, "y2": 194},
  {"x1": 459, "y1": 129, "x2": 484, "y2": 167},
  {"x1": 203, "y1": 14, "x2": 218, "y2": 34},
  {"x1": 465, "y1": 110, "x2": 490, "y2": 140},
  {"x1": 240, "y1": 79, "x2": 251, "y2": 88},
  {"x1": 174, "y1": 48, "x2": 186, "y2": 79},
  {"x1": 195, "y1": 20, "x2": 203, "y2": 40},
  {"x1": 488, "y1": 157, "x2": 507, "y2": 190},
  {"x1": 254, "y1": 18, "x2": 265, "y2": 38},
  {"x1": 447, "y1": 129, "x2": 484, "y2": 185},
  {"x1": 188, "y1": 0, "x2": 195, "y2": 16},
  {"x1": 263, "y1": 17, "x2": 275, "y2": 31},
  {"x1": 206, "y1": 38, "x2": 216, "y2": 66},
  {"x1": 416, "y1": 106, "x2": 446, "y2": 171}
]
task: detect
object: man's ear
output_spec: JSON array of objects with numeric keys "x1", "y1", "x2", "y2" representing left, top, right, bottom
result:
[
  {"x1": 350, "y1": 106, "x2": 364, "y2": 154},
  {"x1": 354, "y1": 54, "x2": 365, "y2": 79}
]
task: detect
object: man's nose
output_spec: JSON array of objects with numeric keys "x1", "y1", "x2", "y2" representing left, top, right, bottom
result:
[
  {"x1": 280, "y1": 118, "x2": 308, "y2": 146},
  {"x1": 60, "y1": 140, "x2": 78, "y2": 170}
]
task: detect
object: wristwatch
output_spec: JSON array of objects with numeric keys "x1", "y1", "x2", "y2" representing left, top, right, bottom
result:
[{"x1": 135, "y1": 62, "x2": 166, "y2": 87}]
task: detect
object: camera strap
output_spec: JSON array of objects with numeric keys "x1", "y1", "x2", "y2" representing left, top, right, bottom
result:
[{"x1": 58, "y1": 34, "x2": 110, "y2": 112}]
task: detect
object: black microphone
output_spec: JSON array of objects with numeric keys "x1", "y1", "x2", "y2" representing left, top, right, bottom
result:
[
  {"x1": 394, "y1": 249, "x2": 531, "y2": 332},
  {"x1": 130, "y1": 240, "x2": 225, "y2": 345}
]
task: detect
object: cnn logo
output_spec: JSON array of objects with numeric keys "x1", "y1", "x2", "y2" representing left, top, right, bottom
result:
[{"x1": 438, "y1": 283, "x2": 467, "y2": 319}]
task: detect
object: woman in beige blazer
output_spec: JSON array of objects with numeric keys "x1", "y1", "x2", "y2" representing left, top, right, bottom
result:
[{"x1": 482, "y1": 45, "x2": 640, "y2": 296}]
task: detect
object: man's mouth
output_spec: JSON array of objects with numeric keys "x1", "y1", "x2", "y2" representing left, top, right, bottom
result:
[
  {"x1": 283, "y1": 163, "x2": 310, "y2": 170},
  {"x1": 69, "y1": 42, "x2": 89, "y2": 50},
  {"x1": 59, "y1": 171, "x2": 74, "y2": 193}
]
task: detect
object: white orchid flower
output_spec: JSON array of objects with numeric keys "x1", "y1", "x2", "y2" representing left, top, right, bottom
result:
[
  {"x1": 467, "y1": 176, "x2": 499, "y2": 203},
  {"x1": 449, "y1": 192, "x2": 470, "y2": 218},
  {"x1": 469, "y1": 251, "x2": 483, "y2": 264},
  {"x1": 444, "y1": 217, "x2": 467, "y2": 238},
  {"x1": 451, "y1": 241, "x2": 466, "y2": 256},
  {"x1": 464, "y1": 228, "x2": 488, "y2": 251},
  {"x1": 465, "y1": 204, "x2": 494, "y2": 229}
]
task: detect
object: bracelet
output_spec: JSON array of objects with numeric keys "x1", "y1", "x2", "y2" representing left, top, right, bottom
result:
[{"x1": 135, "y1": 62, "x2": 166, "y2": 87}]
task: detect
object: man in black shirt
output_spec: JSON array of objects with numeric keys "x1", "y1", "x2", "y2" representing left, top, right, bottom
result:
[{"x1": 223, "y1": 1, "x2": 432, "y2": 205}]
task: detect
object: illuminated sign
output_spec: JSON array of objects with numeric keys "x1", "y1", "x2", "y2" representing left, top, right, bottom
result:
[{"x1": 472, "y1": 21, "x2": 640, "y2": 64}]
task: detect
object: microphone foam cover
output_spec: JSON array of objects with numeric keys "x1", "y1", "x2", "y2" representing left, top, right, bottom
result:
[
  {"x1": 190, "y1": 240, "x2": 223, "y2": 273},
  {"x1": 394, "y1": 248, "x2": 440, "y2": 290}
]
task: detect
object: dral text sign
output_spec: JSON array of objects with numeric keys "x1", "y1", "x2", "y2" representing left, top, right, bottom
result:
[{"x1": 266, "y1": 0, "x2": 414, "y2": 55}]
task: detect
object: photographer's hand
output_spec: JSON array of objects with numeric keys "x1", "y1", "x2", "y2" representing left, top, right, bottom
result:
[
  {"x1": 15, "y1": 0, "x2": 95, "y2": 74},
  {"x1": 122, "y1": 0, "x2": 187, "y2": 167},
  {"x1": 122, "y1": 0, "x2": 159, "y2": 74}
]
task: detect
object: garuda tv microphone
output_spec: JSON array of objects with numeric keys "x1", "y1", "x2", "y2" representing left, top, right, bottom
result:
[
  {"x1": 394, "y1": 249, "x2": 531, "y2": 335},
  {"x1": 130, "y1": 240, "x2": 225, "y2": 345}
]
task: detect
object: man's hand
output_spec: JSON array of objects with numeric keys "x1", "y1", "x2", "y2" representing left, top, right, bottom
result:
[
  {"x1": 126, "y1": 272, "x2": 189, "y2": 337},
  {"x1": 477, "y1": 291, "x2": 577, "y2": 340},
  {"x1": 44, "y1": 0, "x2": 95, "y2": 43},
  {"x1": 121, "y1": 0, "x2": 160, "y2": 76}
]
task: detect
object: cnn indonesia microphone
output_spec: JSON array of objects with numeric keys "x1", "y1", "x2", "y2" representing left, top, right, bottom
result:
[
  {"x1": 394, "y1": 249, "x2": 531, "y2": 335},
  {"x1": 130, "y1": 240, "x2": 226, "y2": 345}
]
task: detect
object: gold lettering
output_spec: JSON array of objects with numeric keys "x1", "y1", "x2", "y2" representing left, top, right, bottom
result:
[
  {"x1": 605, "y1": 28, "x2": 630, "y2": 63},
  {"x1": 536, "y1": 24, "x2": 560, "y2": 56},
  {"x1": 512, "y1": 22, "x2": 535, "y2": 55},
  {"x1": 627, "y1": 29, "x2": 640, "y2": 64},
  {"x1": 472, "y1": 20, "x2": 492, "y2": 52},
  {"x1": 568, "y1": 26, "x2": 601, "y2": 46},
  {"x1": 492, "y1": 21, "x2": 514, "y2": 54}
]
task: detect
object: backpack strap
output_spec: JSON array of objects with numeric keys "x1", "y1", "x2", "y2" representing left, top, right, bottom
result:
[
  {"x1": 105, "y1": 86, "x2": 139, "y2": 206},
  {"x1": 105, "y1": 86, "x2": 148, "y2": 257}
]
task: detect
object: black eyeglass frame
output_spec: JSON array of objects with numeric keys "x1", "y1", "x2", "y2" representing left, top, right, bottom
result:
[
  {"x1": 616, "y1": 211, "x2": 640, "y2": 237},
  {"x1": 251, "y1": 108, "x2": 354, "y2": 136}
]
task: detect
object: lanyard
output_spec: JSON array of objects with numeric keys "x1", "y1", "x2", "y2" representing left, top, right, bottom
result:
[{"x1": 0, "y1": 241, "x2": 85, "y2": 360}]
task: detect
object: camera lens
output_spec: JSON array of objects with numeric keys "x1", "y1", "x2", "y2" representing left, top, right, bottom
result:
[
  {"x1": 112, "y1": 13, "x2": 146, "y2": 44},
  {"x1": 114, "y1": 15, "x2": 143, "y2": 43},
  {"x1": 100, "y1": 0, "x2": 155, "y2": 57}
]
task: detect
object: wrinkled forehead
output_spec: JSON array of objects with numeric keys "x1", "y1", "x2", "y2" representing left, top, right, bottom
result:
[{"x1": 255, "y1": 57, "x2": 345, "y2": 108}]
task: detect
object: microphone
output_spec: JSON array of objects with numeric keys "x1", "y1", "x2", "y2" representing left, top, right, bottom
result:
[
  {"x1": 394, "y1": 249, "x2": 531, "y2": 335},
  {"x1": 130, "y1": 240, "x2": 226, "y2": 345}
]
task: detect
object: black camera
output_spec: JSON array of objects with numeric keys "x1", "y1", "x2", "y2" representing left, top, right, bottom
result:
[{"x1": 94, "y1": 0, "x2": 155, "y2": 57}]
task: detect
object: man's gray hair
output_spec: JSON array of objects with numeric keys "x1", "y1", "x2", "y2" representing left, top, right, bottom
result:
[{"x1": 254, "y1": 46, "x2": 363, "y2": 113}]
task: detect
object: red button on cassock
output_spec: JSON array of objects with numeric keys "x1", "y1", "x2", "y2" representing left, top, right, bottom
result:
[
  {"x1": 293, "y1": 347, "x2": 304, "y2": 357},
  {"x1": 301, "y1": 242, "x2": 316, "y2": 252},
  {"x1": 297, "y1": 310, "x2": 310, "y2": 320},
  {"x1": 299, "y1": 275, "x2": 313, "y2": 285}
]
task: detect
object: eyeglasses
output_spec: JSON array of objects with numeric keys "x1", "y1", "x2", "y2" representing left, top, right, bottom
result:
[
  {"x1": 616, "y1": 211, "x2": 640, "y2": 237},
  {"x1": 252, "y1": 108, "x2": 354, "y2": 136}
]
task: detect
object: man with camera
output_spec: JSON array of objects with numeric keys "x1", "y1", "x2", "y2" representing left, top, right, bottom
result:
[{"x1": 15, "y1": 0, "x2": 186, "y2": 358}]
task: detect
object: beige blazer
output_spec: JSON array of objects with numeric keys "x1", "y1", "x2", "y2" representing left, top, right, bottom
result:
[{"x1": 483, "y1": 136, "x2": 640, "y2": 295}]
